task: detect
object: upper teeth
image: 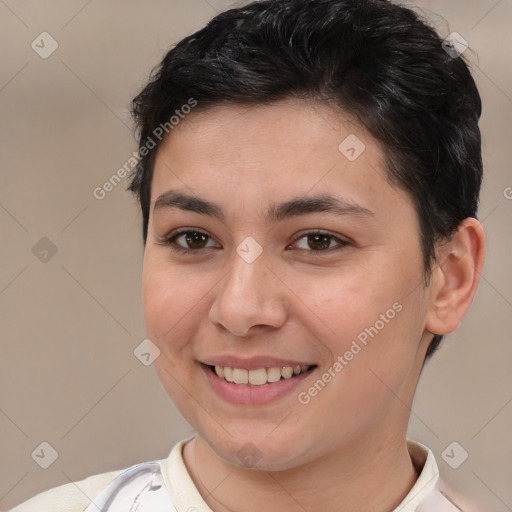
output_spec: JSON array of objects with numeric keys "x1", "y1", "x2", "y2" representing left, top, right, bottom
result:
[{"x1": 214, "y1": 365, "x2": 309, "y2": 386}]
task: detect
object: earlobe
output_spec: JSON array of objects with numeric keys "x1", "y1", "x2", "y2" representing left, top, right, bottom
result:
[{"x1": 425, "y1": 218, "x2": 486, "y2": 336}]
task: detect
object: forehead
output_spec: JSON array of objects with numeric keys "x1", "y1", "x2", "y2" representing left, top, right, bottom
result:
[
  {"x1": 157, "y1": 100, "x2": 371, "y2": 166},
  {"x1": 150, "y1": 100, "x2": 414, "y2": 222}
]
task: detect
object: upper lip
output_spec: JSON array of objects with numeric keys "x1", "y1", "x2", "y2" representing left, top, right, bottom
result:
[{"x1": 202, "y1": 356, "x2": 316, "y2": 370}]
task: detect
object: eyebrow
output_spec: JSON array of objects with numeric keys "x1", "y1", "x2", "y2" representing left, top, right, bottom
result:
[{"x1": 153, "y1": 190, "x2": 374, "y2": 223}]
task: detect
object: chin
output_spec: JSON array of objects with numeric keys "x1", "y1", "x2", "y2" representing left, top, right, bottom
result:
[{"x1": 199, "y1": 427, "x2": 310, "y2": 471}]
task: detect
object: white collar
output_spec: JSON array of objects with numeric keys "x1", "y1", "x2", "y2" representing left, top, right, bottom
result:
[{"x1": 161, "y1": 436, "x2": 463, "y2": 512}]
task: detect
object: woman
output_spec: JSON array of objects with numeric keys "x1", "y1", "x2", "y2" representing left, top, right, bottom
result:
[{"x1": 10, "y1": 0, "x2": 485, "y2": 510}]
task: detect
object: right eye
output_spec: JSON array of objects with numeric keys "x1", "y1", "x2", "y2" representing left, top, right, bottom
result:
[{"x1": 156, "y1": 229, "x2": 221, "y2": 254}]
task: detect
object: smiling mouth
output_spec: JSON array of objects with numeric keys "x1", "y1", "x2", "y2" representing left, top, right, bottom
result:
[{"x1": 206, "y1": 364, "x2": 317, "y2": 386}]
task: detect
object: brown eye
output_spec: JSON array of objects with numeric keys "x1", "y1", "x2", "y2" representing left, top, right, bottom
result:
[
  {"x1": 183, "y1": 231, "x2": 209, "y2": 249},
  {"x1": 306, "y1": 233, "x2": 331, "y2": 250},
  {"x1": 292, "y1": 231, "x2": 349, "y2": 254},
  {"x1": 157, "y1": 228, "x2": 220, "y2": 254}
]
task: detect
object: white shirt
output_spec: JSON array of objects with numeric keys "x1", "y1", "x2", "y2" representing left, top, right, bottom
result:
[{"x1": 9, "y1": 438, "x2": 470, "y2": 511}]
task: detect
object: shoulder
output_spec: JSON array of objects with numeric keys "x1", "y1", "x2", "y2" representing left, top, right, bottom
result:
[
  {"x1": 8, "y1": 439, "x2": 192, "y2": 512},
  {"x1": 8, "y1": 468, "x2": 124, "y2": 512},
  {"x1": 433, "y1": 477, "x2": 482, "y2": 512},
  {"x1": 406, "y1": 439, "x2": 480, "y2": 512}
]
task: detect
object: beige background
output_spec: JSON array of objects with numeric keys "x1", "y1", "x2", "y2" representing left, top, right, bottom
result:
[{"x1": 0, "y1": 0, "x2": 511, "y2": 510}]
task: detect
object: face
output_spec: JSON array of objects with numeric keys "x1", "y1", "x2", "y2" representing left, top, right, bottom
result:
[{"x1": 142, "y1": 100, "x2": 434, "y2": 471}]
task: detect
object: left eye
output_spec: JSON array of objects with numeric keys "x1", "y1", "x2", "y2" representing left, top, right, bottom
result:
[{"x1": 291, "y1": 232, "x2": 349, "y2": 252}]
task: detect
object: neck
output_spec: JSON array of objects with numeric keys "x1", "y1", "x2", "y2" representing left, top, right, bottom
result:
[{"x1": 182, "y1": 428, "x2": 420, "y2": 512}]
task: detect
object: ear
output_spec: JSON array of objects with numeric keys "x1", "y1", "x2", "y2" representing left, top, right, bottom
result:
[{"x1": 425, "y1": 217, "x2": 486, "y2": 336}]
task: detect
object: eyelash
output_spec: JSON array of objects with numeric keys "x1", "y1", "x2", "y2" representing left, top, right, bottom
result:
[{"x1": 156, "y1": 228, "x2": 350, "y2": 256}]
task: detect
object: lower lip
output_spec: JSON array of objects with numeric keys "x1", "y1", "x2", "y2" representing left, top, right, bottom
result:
[{"x1": 201, "y1": 364, "x2": 316, "y2": 405}]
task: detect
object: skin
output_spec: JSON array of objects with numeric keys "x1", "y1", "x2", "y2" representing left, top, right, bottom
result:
[{"x1": 141, "y1": 99, "x2": 485, "y2": 512}]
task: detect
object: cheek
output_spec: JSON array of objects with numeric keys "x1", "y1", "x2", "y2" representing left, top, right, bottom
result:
[
  {"x1": 141, "y1": 256, "x2": 207, "y2": 411},
  {"x1": 293, "y1": 257, "x2": 424, "y2": 380},
  {"x1": 141, "y1": 255, "x2": 204, "y2": 353},
  {"x1": 288, "y1": 262, "x2": 404, "y2": 340}
]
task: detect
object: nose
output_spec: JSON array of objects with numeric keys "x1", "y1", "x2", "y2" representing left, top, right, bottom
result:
[{"x1": 208, "y1": 250, "x2": 288, "y2": 338}]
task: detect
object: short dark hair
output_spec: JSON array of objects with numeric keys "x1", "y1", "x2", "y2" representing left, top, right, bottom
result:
[{"x1": 127, "y1": 0, "x2": 483, "y2": 360}]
